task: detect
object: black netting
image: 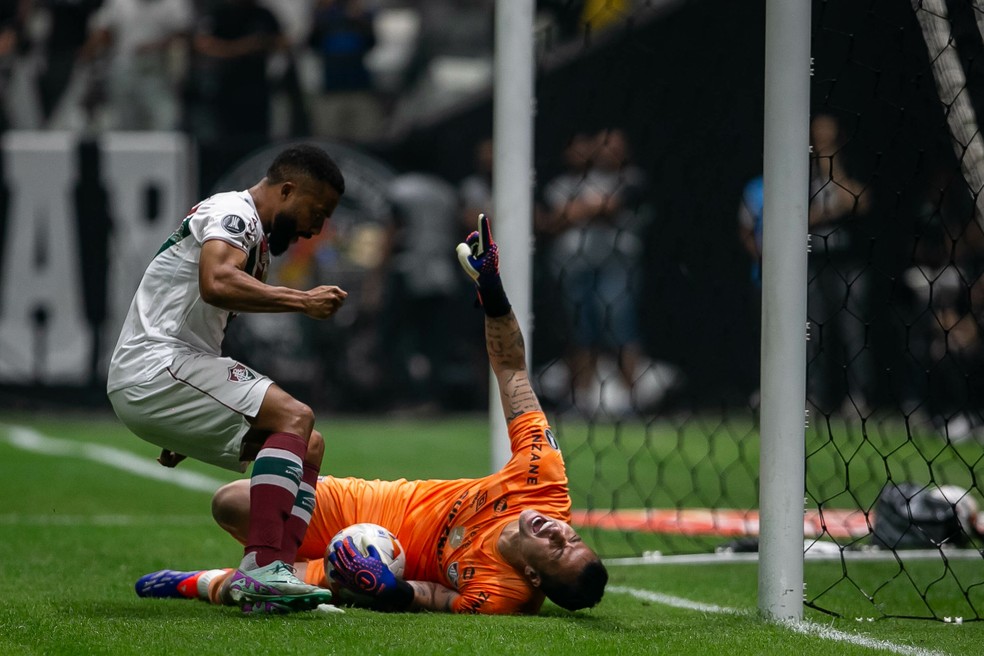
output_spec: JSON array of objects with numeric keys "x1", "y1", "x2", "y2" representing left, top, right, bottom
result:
[{"x1": 534, "y1": 0, "x2": 984, "y2": 622}]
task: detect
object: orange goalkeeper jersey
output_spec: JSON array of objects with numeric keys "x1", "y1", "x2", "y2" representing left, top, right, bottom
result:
[{"x1": 299, "y1": 411, "x2": 571, "y2": 614}]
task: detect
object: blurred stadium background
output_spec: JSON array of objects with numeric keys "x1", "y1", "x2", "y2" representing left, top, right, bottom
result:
[{"x1": 2, "y1": 0, "x2": 984, "y2": 623}]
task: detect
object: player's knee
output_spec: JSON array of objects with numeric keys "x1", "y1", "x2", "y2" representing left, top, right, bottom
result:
[
  {"x1": 212, "y1": 480, "x2": 250, "y2": 542},
  {"x1": 305, "y1": 429, "x2": 325, "y2": 467},
  {"x1": 258, "y1": 385, "x2": 316, "y2": 437},
  {"x1": 285, "y1": 398, "x2": 315, "y2": 437}
]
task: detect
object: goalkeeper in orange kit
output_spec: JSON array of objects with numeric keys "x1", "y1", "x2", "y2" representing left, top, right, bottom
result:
[{"x1": 136, "y1": 215, "x2": 608, "y2": 614}]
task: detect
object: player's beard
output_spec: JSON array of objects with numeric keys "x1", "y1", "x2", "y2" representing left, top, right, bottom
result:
[{"x1": 268, "y1": 211, "x2": 298, "y2": 256}]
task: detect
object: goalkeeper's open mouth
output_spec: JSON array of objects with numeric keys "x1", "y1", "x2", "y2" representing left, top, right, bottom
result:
[{"x1": 521, "y1": 510, "x2": 555, "y2": 537}]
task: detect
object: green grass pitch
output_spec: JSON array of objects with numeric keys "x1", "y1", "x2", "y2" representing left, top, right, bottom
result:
[{"x1": 0, "y1": 413, "x2": 979, "y2": 655}]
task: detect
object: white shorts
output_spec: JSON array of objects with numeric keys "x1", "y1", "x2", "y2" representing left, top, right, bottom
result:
[{"x1": 108, "y1": 352, "x2": 274, "y2": 472}]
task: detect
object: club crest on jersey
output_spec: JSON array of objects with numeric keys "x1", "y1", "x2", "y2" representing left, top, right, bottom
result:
[
  {"x1": 221, "y1": 214, "x2": 247, "y2": 235},
  {"x1": 228, "y1": 363, "x2": 256, "y2": 382}
]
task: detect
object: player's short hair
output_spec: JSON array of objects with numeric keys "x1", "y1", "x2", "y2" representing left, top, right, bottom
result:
[
  {"x1": 266, "y1": 144, "x2": 346, "y2": 195},
  {"x1": 540, "y1": 558, "x2": 608, "y2": 611}
]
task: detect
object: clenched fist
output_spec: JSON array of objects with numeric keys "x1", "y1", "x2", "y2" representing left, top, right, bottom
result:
[{"x1": 303, "y1": 285, "x2": 348, "y2": 319}]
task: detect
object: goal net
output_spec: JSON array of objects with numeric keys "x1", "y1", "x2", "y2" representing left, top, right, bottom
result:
[{"x1": 533, "y1": 0, "x2": 984, "y2": 621}]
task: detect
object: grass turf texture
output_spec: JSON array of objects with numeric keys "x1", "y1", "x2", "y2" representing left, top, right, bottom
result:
[{"x1": 0, "y1": 413, "x2": 981, "y2": 655}]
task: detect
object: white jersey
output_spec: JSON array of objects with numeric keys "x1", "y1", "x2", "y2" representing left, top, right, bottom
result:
[{"x1": 107, "y1": 191, "x2": 269, "y2": 392}]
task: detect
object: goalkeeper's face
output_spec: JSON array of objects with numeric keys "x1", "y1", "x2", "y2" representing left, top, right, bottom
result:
[
  {"x1": 517, "y1": 509, "x2": 597, "y2": 584},
  {"x1": 268, "y1": 179, "x2": 340, "y2": 256}
]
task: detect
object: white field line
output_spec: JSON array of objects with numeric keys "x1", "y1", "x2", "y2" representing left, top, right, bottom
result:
[
  {"x1": 0, "y1": 514, "x2": 214, "y2": 526},
  {"x1": 609, "y1": 586, "x2": 949, "y2": 656},
  {"x1": 608, "y1": 585, "x2": 742, "y2": 615},
  {"x1": 0, "y1": 424, "x2": 227, "y2": 493}
]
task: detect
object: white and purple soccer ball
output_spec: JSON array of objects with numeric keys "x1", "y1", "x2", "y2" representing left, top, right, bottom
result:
[{"x1": 325, "y1": 522, "x2": 406, "y2": 582}]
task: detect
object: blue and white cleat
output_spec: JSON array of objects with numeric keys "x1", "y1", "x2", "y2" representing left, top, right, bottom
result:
[{"x1": 135, "y1": 569, "x2": 202, "y2": 599}]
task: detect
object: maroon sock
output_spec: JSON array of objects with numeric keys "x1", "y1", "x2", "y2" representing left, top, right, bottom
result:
[
  {"x1": 244, "y1": 432, "x2": 307, "y2": 568},
  {"x1": 281, "y1": 461, "x2": 320, "y2": 564}
]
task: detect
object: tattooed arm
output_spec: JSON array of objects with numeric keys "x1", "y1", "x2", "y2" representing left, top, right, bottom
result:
[
  {"x1": 486, "y1": 310, "x2": 542, "y2": 423},
  {"x1": 456, "y1": 214, "x2": 541, "y2": 424},
  {"x1": 406, "y1": 581, "x2": 460, "y2": 612}
]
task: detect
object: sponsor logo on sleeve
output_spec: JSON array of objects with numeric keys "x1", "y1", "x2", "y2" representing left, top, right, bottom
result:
[
  {"x1": 228, "y1": 363, "x2": 257, "y2": 382},
  {"x1": 528, "y1": 432, "x2": 543, "y2": 485},
  {"x1": 471, "y1": 489, "x2": 488, "y2": 512},
  {"x1": 447, "y1": 562, "x2": 459, "y2": 587},
  {"x1": 545, "y1": 428, "x2": 559, "y2": 450},
  {"x1": 494, "y1": 498, "x2": 508, "y2": 513},
  {"x1": 220, "y1": 214, "x2": 247, "y2": 236}
]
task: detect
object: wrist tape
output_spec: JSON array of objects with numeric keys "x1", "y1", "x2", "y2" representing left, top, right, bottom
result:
[
  {"x1": 372, "y1": 579, "x2": 415, "y2": 612},
  {"x1": 478, "y1": 279, "x2": 511, "y2": 318}
]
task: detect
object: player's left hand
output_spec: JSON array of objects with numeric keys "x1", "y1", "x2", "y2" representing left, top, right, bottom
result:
[
  {"x1": 455, "y1": 213, "x2": 500, "y2": 290},
  {"x1": 157, "y1": 449, "x2": 186, "y2": 468},
  {"x1": 328, "y1": 537, "x2": 399, "y2": 597}
]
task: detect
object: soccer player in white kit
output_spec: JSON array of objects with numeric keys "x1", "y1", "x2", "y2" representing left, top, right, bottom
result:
[{"x1": 108, "y1": 145, "x2": 347, "y2": 613}]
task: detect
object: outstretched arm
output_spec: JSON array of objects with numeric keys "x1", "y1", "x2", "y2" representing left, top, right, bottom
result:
[
  {"x1": 457, "y1": 215, "x2": 541, "y2": 423},
  {"x1": 485, "y1": 311, "x2": 542, "y2": 423}
]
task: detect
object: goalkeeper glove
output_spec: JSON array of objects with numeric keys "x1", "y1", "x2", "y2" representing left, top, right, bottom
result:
[
  {"x1": 455, "y1": 214, "x2": 511, "y2": 317},
  {"x1": 328, "y1": 537, "x2": 414, "y2": 610}
]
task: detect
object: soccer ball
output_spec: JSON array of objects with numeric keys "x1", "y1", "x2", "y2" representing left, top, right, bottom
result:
[{"x1": 325, "y1": 523, "x2": 406, "y2": 582}]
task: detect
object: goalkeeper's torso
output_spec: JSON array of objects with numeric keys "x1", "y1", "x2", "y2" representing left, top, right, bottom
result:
[
  {"x1": 303, "y1": 412, "x2": 570, "y2": 614},
  {"x1": 407, "y1": 412, "x2": 571, "y2": 614}
]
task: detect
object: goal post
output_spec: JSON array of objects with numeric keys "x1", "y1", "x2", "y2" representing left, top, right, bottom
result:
[
  {"x1": 490, "y1": 0, "x2": 536, "y2": 471},
  {"x1": 757, "y1": 0, "x2": 811, "y2": 622}
]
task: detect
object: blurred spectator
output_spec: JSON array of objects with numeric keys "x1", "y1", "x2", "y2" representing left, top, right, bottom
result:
[
  {"x1": 387, "y1": 0, "x2": 493, "y2": 134},
  {"x1": 416, "y1": 0, "x2": 493, "y2": 57},
  {"x1": 807, "y1": 113, "x2": 874, "y2": 416},
  {"x1": 457, "y1": 136, "x2": 493, "y2": 231},
  {"x1": 34, "y1": 0, "x2": 103, "y2": 125},
  {"x1": 190, "y1": 0, "x2": 283, "y2": 140},
  {"x1": 580, "y1": 0, "x2": 630, "y2": 31},
  {"x1": 537, "y1": 0, "x2": 586, "y2": 42},
  {"x1": 540, "y1": 128, "x2": 649, "y2": 415},
  {"x1": 361, "y1": 4, "x2": 418, "y2": 98},
  {"x1": 366, "y1": 172, "x2": 473, "y2": 412},
  {"x1": 737, "y1": 174, "x2": 764, "y2": 289},
  {"x1": 79, "y1": 0, "x2": 192, "y2": 130},
  {"x1": 307, "y1": 0, "x2": 383, "y2": 141},
  {"x1": 901, "y1": 167, "x2": 984, "y2": 440},
  {"x1": 0, "y1": 0, "x2": 27, "y2": 131},
  {"x1": 736, "y1": 173, "x2": 764, "y2": 406},
  {"x1": 259, "y1": 0, "x2": 315, "y2": 138}
]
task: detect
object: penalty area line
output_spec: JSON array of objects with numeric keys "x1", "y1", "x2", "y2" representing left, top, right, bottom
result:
[
  {"x1": 609, "y1": 586, "x2": 949, "y2": 656},
  {"x1": 0, "y1": 423, "x2": 227, "y2": 493}
]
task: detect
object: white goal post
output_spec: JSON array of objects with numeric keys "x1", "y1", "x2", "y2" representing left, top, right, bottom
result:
[
  {"x1": 489, "y1": 0, "x2": 536, "y2": 471},
  {"x1": 758, "y1": 0, "x2": 811, "y2": 622}
]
